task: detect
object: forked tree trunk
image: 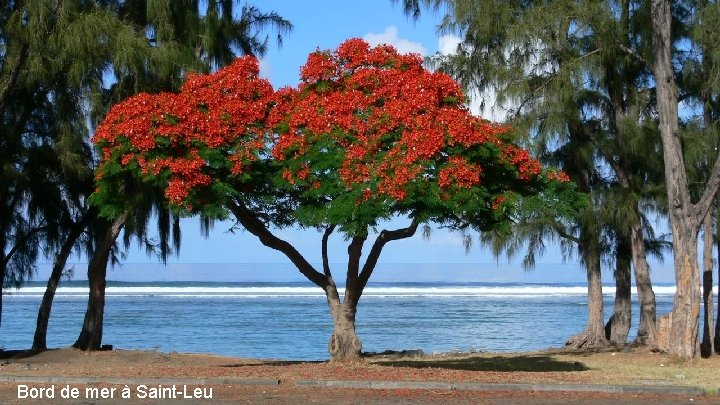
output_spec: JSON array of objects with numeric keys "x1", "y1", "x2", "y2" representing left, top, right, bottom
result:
[
  {"x1": 326, "y1": 283, "x2": 362, "y2": 361},
  {"x1": 629, "y1": 218, "x2": 657, "y2": 347},
  {"x1": 73, "y1": 215, "x2": 126, "y2": 351},
  {"x1": 227, "y1": 201, "x2": 419, "y2": 362},
  {"x1": 701, "y1": 212, "x2": 715, "y2": 357},
  {"x1": 33, "y1": 222, "x2": 84, "y2": 351},
  {"x1": 650, "y1": 0, "x2": 719, "y2": 359},
  {"x1": 605, "y1": 237, "x2": 631, "y2": 345}
]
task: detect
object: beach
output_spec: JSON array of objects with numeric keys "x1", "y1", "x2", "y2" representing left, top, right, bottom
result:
[
  {"x1": 0, "y1": 347, "x2": 717, "y2": 404},
  {"x1": 3, "y1": 281, "x2": 718, "y2": 403}
]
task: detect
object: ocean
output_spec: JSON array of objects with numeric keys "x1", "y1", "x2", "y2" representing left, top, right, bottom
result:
[{"x1": 1, "y1": 281, "x2": 682, "y2": 360}]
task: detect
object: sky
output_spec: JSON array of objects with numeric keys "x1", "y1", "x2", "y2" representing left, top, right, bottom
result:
[{"x1": 46, "y1": 0, "x2": 678, "y2": 284}]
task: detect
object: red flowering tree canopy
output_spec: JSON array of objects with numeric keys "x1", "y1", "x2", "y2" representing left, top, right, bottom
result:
[
  {"x1": 92, "y1": 56, "x2": 274, "y2": 218},
  {"x1": 92, "y1": 39, "x2": 570, "y2": 235}
]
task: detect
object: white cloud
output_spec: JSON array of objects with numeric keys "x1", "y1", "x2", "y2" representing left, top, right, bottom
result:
[
  {"x1": 437, "y1": 34, "x2": 462, "y2": 56},
  {"x1": 363, "y1": 26, "x2": 427, "y2": 56}
]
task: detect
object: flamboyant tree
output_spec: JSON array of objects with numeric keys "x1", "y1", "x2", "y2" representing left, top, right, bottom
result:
[{"x1": 92, "y1": 39, "x2": 571, "y2": 361}]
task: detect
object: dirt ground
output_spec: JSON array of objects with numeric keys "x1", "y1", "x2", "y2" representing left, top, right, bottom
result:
[{"x1": 0, "y1": 348, "x2": 717, "y2": 404}]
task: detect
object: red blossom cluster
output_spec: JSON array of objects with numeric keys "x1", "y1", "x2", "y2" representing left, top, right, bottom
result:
[
  {"x1": 501, "y1": 146, "x2": 542, "y2": 180},
  {"x1": 438, "y1": 157, "x2": 482, "y2": 189},
  {"x1": 93, "y1": 39, "x2": 566, "y2": 216},
  {"x1": 546, "y1": 170, "x2": 571, "y2": 182},
  {"x1": 93, "y1": 57, "x2": 273, "y2": 208},
  {"x1": 268, "y1": 38, "x2": 535, "y2": 202}
]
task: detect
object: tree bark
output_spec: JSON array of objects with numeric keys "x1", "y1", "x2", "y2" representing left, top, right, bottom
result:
[
  {"x1": 667, "y1": 227, "x2": 701, "y2": 359},
  {"x1": 716, "y1": 207, "x2": 720, "y2": 354},
  {"x1": 605, "y1": 236, "x2": 632, "y2": 345},
  {"x1": 0, "y1": 233, "x2": 6, "y2": 330},
  {"x1": 32, "y1": 221, "x2": 85, "y2": 351},
  {"x1": 701, "y1": 212, "x2": 715, "y2": 357},
  {"x1": 73, "y1": 214, "x2": 126, "y2": 351},
  {"x1": 567, "y1": 225, "x2": 609, "y2": 349},
  {"x1": 326, "y1": 283, "x2": 362, "y2": 361},
  {"x1": 650, "y1": 0, "x2": 716, "y2": 359},
  {"x1": 630, "y1": 218, "x2": 658, "y2": 347}
]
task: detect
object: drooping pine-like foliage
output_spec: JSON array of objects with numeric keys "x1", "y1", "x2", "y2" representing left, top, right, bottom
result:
[{"x1": 93, "y1": 39, "x2": 570, "y2": 238}]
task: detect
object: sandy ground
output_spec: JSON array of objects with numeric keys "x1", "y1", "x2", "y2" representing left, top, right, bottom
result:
[{"x1": 0, "y1": 348, "x2": 717, "y2": 404}]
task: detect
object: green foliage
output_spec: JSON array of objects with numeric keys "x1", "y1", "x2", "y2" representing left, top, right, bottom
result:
[
  {"x1": 403, "y1": 0, "x2": 669, "y2": 271},
  {"x1": 92, "y1": 39, "x2": 569, "y2": 252},
  {"x1": 0, "y1": 0, "x2": 292, "y2": 294}
]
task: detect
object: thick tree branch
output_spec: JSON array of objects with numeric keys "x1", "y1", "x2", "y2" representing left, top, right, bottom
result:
[
  {"x1": 226, "y1": 199, "x2": 327, "y2": 288},
  {"x1": 352, "y1": 219, "x2": 420, "y2": 304},
  {"x1": 692, "y1": 153, "x2": 720, "y2": 224},
  {"x1": 321, "y1": 225, "x2": 335, "y2": 278},
  {"x1": 344, "y1": 235, "x2": 366, "y2": 304}
]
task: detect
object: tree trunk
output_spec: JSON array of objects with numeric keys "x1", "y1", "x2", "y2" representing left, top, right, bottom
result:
[
  {"x1": 630, "y1": 217, "x2": 658, "y2": 347},
  {"x1": 668, "y1": 228, "x2": 701, "y2": 359},
  {"x1": 326, "y1": 283, "x2": 362, "y2": 362},
  {"x1": 0, "y1": 257, "x2": 5, "y2": 331},
  {"x1": 0, "y1": 234, "x2": 7, "y2": 332},
  {"x1": 227, "y1": 201, "x2": 419, "y2": 362},
  {"x1": 73, "y1": 215, "x2": 126, "y2": 351},
  {"x1": 701, "y1": 212, "x2": 715, "y2": 357},
  {"x1": 32, "y1": 222, "x2": 84, "y2": 351},
  {"x1": 716, "y1": 208, "x2": 720, "y2": 354},
  {"x1": 651, "y1": 0, "x2": 715, "y2": 359},
  {"x1": 605, "y1": 236, "x2": 632, "y2": 345},
  {"x1": 567, "y1": 231, "x2": 608, "y2": 349}
]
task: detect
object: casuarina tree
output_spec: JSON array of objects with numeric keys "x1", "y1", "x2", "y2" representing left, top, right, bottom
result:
[{"x1": 92, "y1": 39, "x2": 572, "y2": 361}]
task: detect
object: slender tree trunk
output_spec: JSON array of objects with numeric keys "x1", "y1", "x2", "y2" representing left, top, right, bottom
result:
[
  {"x1": 567, "y1": 230, "x2": 608, "y2": 349},
  {"x1": 630, "y1": 218, "x2": 658, "y2": 347},
  {"x1": 73, "y1": 215, "x2": 126, "y2": 351},
  {"x1": 0, "y1": 261, "x2": 5, "y2": 331},
  {"x1": 701, "y1": 212, "x2": 715, "y2": 357},
  {"x1": 32, "y1": 222, "x2": 84, "y2": 351},
  {"x1": 0, "y1": 235, "x2": 7, "y2": 330},
  {"x1": 716, "y1": 208, "x2": 720, "y2": 354},
  {"x1": 600, "y1": 0, "x2": 657, "y2": 349},
  {"x1": 606, "y1": 236, "x2": 632, "y2": 345}
]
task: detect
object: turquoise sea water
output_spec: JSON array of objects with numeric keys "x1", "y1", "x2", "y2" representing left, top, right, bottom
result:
[{"x1": 1, "y1": 281, "x2": 678, "y2": 360}]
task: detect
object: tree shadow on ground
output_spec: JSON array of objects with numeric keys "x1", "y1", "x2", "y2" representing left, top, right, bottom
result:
[
  {"x1": 0, "y1": 349, "x2": 50, "y2": 360},
  {"x1": 220, "y1": 360, "x2": 323, "y2": 368},
  {"x1": 375, "y1": 355, "x2": 589, "y2": 372}
]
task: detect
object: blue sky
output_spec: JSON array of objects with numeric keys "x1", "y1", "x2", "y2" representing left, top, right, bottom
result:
[{"x1": 85, "y1": 1, "x2": 677, "y2": 283}]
